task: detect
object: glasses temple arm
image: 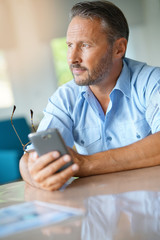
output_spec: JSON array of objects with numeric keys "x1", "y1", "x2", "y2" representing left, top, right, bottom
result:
[
  {"x1": 30, "y1": 109, "x2": 36, "y2": 132},
  {"x1": 11, "y1": 105, "x2": 26, "y2": 148}
]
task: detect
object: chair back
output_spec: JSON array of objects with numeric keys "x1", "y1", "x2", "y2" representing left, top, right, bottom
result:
[{"x1": 0, "y1": 117, "x2": 31, "y2": 184}]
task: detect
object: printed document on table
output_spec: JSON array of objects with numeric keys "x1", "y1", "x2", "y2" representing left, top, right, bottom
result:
[{"x1": 0, "y1": 201, "x2": 83, "y2": 238}]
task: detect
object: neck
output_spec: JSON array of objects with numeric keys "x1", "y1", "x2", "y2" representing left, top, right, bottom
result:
[{"x1": 89, "y1": 59, "x2": 123, "y2": 113}]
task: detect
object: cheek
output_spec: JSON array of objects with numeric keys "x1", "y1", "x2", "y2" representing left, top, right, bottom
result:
[
  {"x1": 82, "y1": 52, "x2": 97, "y2": 67},
  {"x1": 83, "y1": 49, "x2": 106, "y2": 66},
  {"x1": 83, "y1": 55, "x2": 101, "y2": 71}
]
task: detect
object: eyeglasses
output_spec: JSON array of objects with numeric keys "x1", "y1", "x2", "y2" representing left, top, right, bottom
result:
[{"x1": 11, "y1": 105, "x2": 36, "y2": 152}]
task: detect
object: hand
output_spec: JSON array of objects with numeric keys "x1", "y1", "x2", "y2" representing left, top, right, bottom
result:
[{"x1": 28, "y1": 151, "x2": 79, "y2": 191}]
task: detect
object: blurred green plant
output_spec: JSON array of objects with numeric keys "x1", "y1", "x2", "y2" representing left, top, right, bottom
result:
[{"x1": 51, "y1": 38, "x2": 73, "y2": 86}]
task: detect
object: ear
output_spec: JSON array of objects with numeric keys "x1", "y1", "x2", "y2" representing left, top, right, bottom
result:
[{"x1": 113, "y1": 38, "x2": 127, "y2": 59}]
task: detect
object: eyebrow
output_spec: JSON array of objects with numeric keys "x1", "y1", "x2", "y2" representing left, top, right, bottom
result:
[{"x1": 66, "y1": 40, "x2": 95, "y2": 45}]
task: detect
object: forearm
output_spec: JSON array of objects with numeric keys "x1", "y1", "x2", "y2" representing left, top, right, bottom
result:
[{"x1": 75, "y1": 132, "x2": 160, "y2": 177}]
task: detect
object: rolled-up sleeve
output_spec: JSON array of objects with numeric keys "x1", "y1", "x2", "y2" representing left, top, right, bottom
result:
[
  {"x1": 36, "y1": 88, "x2": 75, "y2": 148},
  {"x1": 145, "y1": 68, "x2": 160, "y2": 133}
]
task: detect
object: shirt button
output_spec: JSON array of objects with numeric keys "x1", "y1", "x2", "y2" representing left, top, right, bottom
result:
[
  {"x1": 81, "y1": 140, "x2": 85, "y2": 145},
  {"x1": 106, "y1": 136, "x2": 112, "y2": 141},
  {"x1": 136, "y1": 134, "x2": 141, "y2": 139}
]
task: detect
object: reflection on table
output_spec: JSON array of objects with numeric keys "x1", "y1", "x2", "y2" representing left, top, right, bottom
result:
[
  {"x1": 82, "y1": 191, "x2": 160, "y2": 240},
  {"x1": 1, "y1": 165, "x2": 160, "y2": 239}
]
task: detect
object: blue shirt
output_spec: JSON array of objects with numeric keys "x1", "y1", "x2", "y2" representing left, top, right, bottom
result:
[{"x1": 28, "y1": 58, "x2": 160, "y2": 155}]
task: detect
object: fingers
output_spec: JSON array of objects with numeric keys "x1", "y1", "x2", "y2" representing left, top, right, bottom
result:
[
  {"x1": 33, "y1": 154, "x2": 72, "y2": 182},
  {"x1": 28, "y1": 151, "x2": 79, "y2": 191},
  {"x1": 29, "y1": 151, "x2": 60, "y2": 173},
  {"x1": 38, "y1": 163, "x2": 79, "y2": 191}
]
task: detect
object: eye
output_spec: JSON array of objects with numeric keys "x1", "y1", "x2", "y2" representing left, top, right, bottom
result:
[
  {"x1": 82, "y1": 43, "x2": 90, "y2": 48},
  {"x1": 66, "y1": 42, "x2": 73, "y2": 48}
]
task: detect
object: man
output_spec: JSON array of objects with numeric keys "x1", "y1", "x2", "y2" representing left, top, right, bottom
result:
[{"x1": 20, "y1": 1, "x2": 160, "y2": 191}]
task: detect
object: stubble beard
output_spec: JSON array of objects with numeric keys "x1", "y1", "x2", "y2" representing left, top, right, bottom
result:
[{"x1": 70, "y1": 47, "x2": 113, "y2": 86}]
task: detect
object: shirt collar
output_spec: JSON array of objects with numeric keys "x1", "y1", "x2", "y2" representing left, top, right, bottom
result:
[
  {"x1": 112, "y1": 58, "x2": 131, "y2": 98},
  {"x1": 79, "y1": 58, "x2": 131, "y2": 99},
  {"x1": 80, "y1": 85, "x2": 89, "y2": 98}
]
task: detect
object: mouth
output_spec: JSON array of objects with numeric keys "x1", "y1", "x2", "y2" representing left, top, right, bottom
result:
[{"x1": 72, "y1": 67, "x2": 87, "y2": 75}]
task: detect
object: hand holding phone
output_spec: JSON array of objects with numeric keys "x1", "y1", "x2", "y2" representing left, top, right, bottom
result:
[{"x1": 28, "y1": 128, "x2": 73, "y2": 172}]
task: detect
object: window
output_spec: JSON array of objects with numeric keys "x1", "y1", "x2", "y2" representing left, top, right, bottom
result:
[
  {"x1": 51, "y1": 37, "x2": 72, "y2": 86},
  {"x1": 0, "y1": 52, "x2": 14, "y2": 108}
]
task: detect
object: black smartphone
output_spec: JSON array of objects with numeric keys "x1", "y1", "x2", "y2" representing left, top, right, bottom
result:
[{"x1": 28, "y1": 128, "x2": 73, "y2": 172}]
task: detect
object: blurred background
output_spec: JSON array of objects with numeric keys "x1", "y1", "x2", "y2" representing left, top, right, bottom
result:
[{"x1": 0, "y1": 0, "x2": 160, "y2": 126}]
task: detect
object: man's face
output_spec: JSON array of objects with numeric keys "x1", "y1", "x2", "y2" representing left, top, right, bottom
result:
[{"x1": 66, "y1": 16, "x2": 113, "y2": 86}]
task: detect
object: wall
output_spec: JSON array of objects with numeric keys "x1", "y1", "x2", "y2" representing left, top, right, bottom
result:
[
  {"x1": 0, "y1": 0, "x2": 160, "y2": 126},
  {"x1": 126, "y1": 0, "x2": 160, "y2": 66}
]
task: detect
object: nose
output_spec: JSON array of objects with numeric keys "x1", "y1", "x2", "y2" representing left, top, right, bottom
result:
[{"x1": 67, "y1": 47, "x2": 82, "y2": 65}]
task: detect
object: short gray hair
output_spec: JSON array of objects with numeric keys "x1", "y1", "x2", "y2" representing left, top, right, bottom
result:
[{"x1": 70, "y1": 1, "x2": 129, "y2": 45}]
